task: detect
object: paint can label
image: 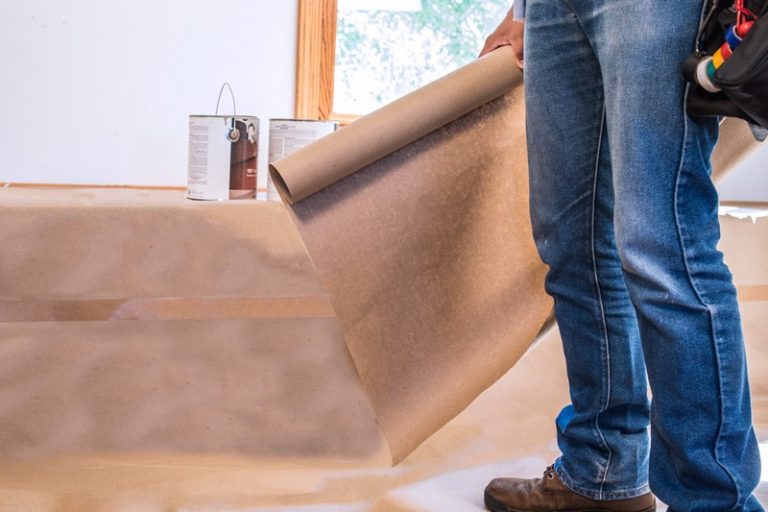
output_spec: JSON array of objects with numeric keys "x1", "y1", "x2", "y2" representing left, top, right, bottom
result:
[
  {"x1": 267, "y1": 119, "x2": 338, "y2": 201},
  {"x1": 187, "y1": 115, "x2": 259, "y2": 201}
]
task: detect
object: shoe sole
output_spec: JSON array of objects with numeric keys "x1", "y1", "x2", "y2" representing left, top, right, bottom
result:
[{"x1": 484, "y1": 489, "x2": 656, "y2": 512}]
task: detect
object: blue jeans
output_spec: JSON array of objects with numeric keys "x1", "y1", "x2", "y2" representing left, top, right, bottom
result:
[{"x1": 523, "y1": 0, "x2": 763, "y2": 509}]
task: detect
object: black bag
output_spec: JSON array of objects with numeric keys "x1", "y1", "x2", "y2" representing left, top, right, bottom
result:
[
  {"x1": 684, "y1": 0, "x2": 768, "y2": 134},
  {"x1": 715, "y1": 11, "x2": 768, "y2": 127}
]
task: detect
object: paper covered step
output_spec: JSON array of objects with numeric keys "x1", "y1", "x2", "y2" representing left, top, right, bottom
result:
[
  {"x1": 0, "y1": 188, "x2": 331, "y2": 321},
  {"x1": 0, "y1": 317, "x2": 388, "y2": 461}
]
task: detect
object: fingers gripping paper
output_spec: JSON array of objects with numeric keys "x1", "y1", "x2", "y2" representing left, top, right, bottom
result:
[{"x1": 269, "y1": 46, "x2": 761, "y2": 465}]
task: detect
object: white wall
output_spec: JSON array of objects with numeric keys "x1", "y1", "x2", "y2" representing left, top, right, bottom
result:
[
  {"x1": 0, "y1": 0, "x2": 764, "y2": 201},
  {"x1": 0, "y1": 0, "x2": 297, "y2": 188},
  {"x1": 716, "y1": 146, "x2": 768, "y2": 202}
]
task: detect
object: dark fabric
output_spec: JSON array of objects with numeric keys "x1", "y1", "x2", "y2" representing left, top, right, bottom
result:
[
  {"x1": 687, "y1": 85, "x2": 758, "y2": 123},
  {"x1": 715, "y1": 13, "x2": 768, "y2": 128},
  {"x1": 686, "y1": 0, "x2": 768, "y2": 129}
]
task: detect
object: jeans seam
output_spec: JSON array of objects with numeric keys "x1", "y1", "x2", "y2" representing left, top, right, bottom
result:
[
  {"x1": 589, "y1": 104, "x2": 613, "y2": 499},
  {"x1": 672, "y1": 82, "x2": 741, "y2": 508},
  {"x1": 554, "y1": 460, "x2": 651, "y2": 500}
]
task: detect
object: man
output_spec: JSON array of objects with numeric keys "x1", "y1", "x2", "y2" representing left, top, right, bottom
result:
[{"x1": 479, "y1": 0, "x2": 763, "y2": 510}]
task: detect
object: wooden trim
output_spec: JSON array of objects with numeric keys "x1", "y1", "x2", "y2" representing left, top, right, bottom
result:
[
  {"x1": 329, "y1": 112, "x2": 361, "y2": 126},
  {"x1": 719, "y1": 200, "x2": 768, "y2": 209},
  {"x1": 1, "y1": 183, "x2": 277, "y2": 193},
  {"x1": 295, "y1": 0, "x2": 338, "y2": 120},
  {"x1": 0, "y1": 182, "x2": 186, "y2": 191}
]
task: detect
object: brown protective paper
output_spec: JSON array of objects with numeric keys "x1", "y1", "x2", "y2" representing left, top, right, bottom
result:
[
  {"x1": 0, "y1": 318, "x2": 387, "y2": 460},
  {"x1": 0, "y1": 190, "x2": 389, "y2": 460},
  {"x1": 711, "y1": 119, "x2": 765, "y2": 183},
  {"x1": 269, "y1": 45, "x2": 763, "y2": 464},
  {"x1": 719, "y1": 210, "x2": 768, "y2": 302},
  {"x1": 0, "y1": 296, "x2": 334, "y2": 322},
  {"x1": 271, "y1": 47, "x2": 549, "y2": 465},
  {"x1": 0, "y1": 193, "x2": 338, "y2": 323},
  {"x1": 1, "y1": 221, "x2": 766, "y2": 510}
]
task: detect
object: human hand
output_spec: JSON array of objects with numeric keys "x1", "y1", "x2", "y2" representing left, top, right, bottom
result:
[{"x1": 478, "y1": 9, "x2": 524, "y2": 70}]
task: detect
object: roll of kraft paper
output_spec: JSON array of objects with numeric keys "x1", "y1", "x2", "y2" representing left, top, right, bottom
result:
[
  {"x1": 271, "y1": 47, "x2": 540, "y2": 465},
  {"x1": 269, "y1": 46, "x2": 522, "y2": 205},
  {"x1": 269, "y1": 45, "x2": 761, "y2": 465}
]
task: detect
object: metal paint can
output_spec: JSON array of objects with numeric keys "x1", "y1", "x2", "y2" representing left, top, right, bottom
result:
[
  {"x1": 187, "y1": 84, "x2": 258, "y2": 201},
  {"x1": 267, "y1": 119, "x2": 338, "y2": 201}
]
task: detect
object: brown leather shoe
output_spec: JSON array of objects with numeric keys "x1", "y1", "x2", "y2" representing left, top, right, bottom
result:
[{"x1": 484, "y1": 465, "x2": 656, "y2": 512}]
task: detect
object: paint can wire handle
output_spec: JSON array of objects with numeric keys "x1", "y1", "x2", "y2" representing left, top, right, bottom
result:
[{"x1": 215, "y1": 82, "x2": 240, "y2": 142}]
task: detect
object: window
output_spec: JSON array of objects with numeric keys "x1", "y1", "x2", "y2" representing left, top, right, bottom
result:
[{"x1": 296, "y1": 0, "x2": 510, "y2": 123}]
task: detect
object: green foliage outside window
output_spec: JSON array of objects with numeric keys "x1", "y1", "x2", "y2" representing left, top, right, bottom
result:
[{"x1": 335, "y1": 0, "x2": 510, "y2": 114}]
